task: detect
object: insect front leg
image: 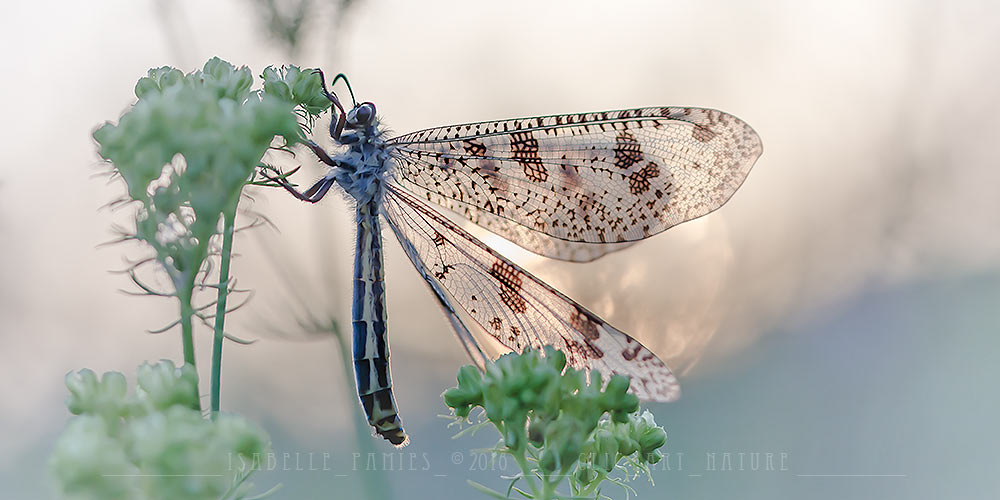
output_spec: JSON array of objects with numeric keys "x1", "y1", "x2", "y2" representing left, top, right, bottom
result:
[
  {"x1": 263, "y1": 166, "x2": 338, "y2": 204},
  {"x1": 264, "y1": 132, "x2": 352, "y2": 203},
  {"x1": 269, "y1": 175, "x2": 336, "y2": 204},
  {"x1": 305, "y1": 140, "x2": 339, "y2": 167},
  {"x1": 312, "y1": 69, "x2": 347, "y2": 142}
]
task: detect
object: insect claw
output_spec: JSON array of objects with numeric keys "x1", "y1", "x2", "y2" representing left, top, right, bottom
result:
[
  {"x1": 261, "y1": 170, "x2": 335, "y2": 204},
  {"x1": 313, "y1": 68, "x2": 348, "y2": 141}
]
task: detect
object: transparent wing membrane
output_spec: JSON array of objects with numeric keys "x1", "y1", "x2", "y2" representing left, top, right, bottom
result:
[
  {"x1": 387, "y1": 107, "x2": 762, "y2": 262},
  {"x1": 382, "y1": 184, "x2": 680, "y2": 402}
]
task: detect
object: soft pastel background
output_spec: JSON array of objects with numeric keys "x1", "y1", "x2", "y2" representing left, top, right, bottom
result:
[{"x1": 1, "y1": 0, "x2": 998, "y2": 498}]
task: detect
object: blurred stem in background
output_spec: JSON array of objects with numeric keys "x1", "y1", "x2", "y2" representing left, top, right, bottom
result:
[
  {"x1": 246, "y1": 0, "x2": 360, "y2": 58},
  {"x1": 152, "y1": 0, "x2": 361, "y2": 66}
]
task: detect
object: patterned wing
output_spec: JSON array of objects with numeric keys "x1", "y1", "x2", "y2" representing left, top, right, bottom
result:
[
  {"x1": 382, "y1": 183, "x2": 679, "y2": 402},
  {"x1": 386, "y1": 107, "x2": 762, "y2": 262}
]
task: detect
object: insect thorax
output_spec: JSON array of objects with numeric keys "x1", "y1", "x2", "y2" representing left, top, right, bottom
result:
[{"x1": 333, "y1": 122, "x2": 391, "y2": 205}]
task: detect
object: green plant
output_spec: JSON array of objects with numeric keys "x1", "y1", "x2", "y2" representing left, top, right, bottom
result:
[
  {"x1": 444, "y1": 347, "x2": 668, "y2": 500},
  {"x1": 50, "y1": 58, "x2": 330, "y2": 500},
  {"x1": 50, "y1": 362, "x2": 272, "y2": 500},
  {"x1": 92, "y1": 58, "x2": 329, "y2": 415}
]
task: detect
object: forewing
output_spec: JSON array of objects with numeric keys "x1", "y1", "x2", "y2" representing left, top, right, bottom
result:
[
  {"x1": 382, "y1": 183, "x2": 679, "y2": 402},
  {"x1": 386, "y1": 107, "x2": 762, "y2": 262}
]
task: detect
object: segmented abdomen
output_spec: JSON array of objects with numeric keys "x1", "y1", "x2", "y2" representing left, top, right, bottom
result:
[{"x1": 353, "y1": 201, "x2": 407, "y2": 446}]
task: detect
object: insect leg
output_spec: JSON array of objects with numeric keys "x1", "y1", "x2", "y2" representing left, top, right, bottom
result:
[
  {"x1": 312, "y1": 69, "x2": 347, "y2": 142},
  {"x1": 304, "y1": 140, "x2": 339, "y2": 167},
  {"x1": 263, "y1": 173, "x2": 336, "y2": 203}
]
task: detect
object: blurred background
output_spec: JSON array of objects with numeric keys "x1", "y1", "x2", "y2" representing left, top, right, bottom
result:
[{"x1": 1, "y1": 0, "x2": 998, "y2": 498}]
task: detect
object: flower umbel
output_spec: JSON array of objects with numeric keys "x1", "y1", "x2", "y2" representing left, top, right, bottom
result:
[
  {"x1": 445, "y1": 347, "x2": 669, "y2": 499},
  {"x1": 51, "y1": 362, "x2": 271, "y2": 500},
  {"x1": 92, "y1": 58, "x2": 331, "y2": 415},
  {"x1": 93, "y1": 57, "x2": 315, "y2": 293}
]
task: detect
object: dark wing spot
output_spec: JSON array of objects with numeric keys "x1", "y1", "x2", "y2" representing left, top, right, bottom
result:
[
  {"x1": 569, "y1": 308, "x2": 600, "y2": 340},
  {"x1": 622, "y1": 344, "x2": 643, "y2": 361},
  {"x1": 568, "y1": 308, "x2": 604, "y2": 358},
  {"x1": 464, "y1": 139, "x2": 487, "y2": 156},
  {"x1": 627, "y1": 161, "x2": 661, "y2": 196},
  {"x1": 692, "y1": 124, "x2": 718, "y2": 143},
  {"x1": 508, "y1": 325, "x2": 521, "y2": 343},
  {"x1": 563, "y1": 337, "x2": 603, "y2": 363},
  {"x1": 614, "y1": 131, "x2": 643, "y2": 169},
  {"x1": 489, "y1": 261, "x2": 527, "y2": 314},
  {"x1": 479, "y1": 158, "x2": 505, "y2": 192},
  {"x1": 432, "y1": 231, "x2": 446, "y2": 247},
  {"x1": 510, "y1": 131, "x2": 548, "y2": 182}
]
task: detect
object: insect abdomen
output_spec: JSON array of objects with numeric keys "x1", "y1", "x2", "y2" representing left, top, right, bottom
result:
[{"x1": 353, "y1": 202, "x2": 407, "y2": 446}]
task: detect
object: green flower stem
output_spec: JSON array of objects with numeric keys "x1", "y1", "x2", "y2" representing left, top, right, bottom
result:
[
  {"x1": 210, "y1": 207, "x2": 237, "y2": 418},
  {"x1": 537, "y1": 460, "x2": 560, "y2": 500},
  {"x1": 577, "y1": 470, "x2": 608, "y2": 498},
  {"x1": 540, "y1": 477, "x2": 557, "y2": 500},
  {"x1": 508, "y1": 444, "x2": 542, "y2": 499},
  {"x1": 177, "y1": 281, "x2": 201, "y2": 412}
]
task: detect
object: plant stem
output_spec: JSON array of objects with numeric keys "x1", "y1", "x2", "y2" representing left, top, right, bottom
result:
[
  {"x1": 210, "y1": 208, "x2": 237, "y2": 418},
  {"x1": 178, "y1": 280, "x2": 201, "y2": 412},
  {"x1": 540, "y1": 476, "x2": 557, "y2": 500},
  {"x1": 509, "y1": 443, "x2": 541, "y2": 499},
  {"x1": 578, "y1": 470, "x2": 607, "y2": 498}
]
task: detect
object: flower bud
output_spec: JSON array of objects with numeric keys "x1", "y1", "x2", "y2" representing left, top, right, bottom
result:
[
  {"x1": 65, "y1": 369, "x2": 129, "y2": 420},
  {"x1": 633, "y1": 410, "x2": 667, "y2": 455},
  {"x1": 638, "y1": 426, "x2": 667, "y2": 454},
  {"x1": 539, "y1": 448, "x2": 557, "y2": 473},
  {"x1": 617, "y1": 434, "x2": 639, "y2": 457},
  {"x1": 574, "y1": 463, "x2": 598, "y2": 485},
  {"x1": 214, "y1": 413, "x2": 270, "y2": 458},
  {"x1": 443, "y1": 365, "x2": 483, "y2": 417},
  {"x1": 136, "y1": 361, "x2": 199, "y2": 411},
  {"x1": 592, "y1": 428, "x2": 619, "y2": 473}
]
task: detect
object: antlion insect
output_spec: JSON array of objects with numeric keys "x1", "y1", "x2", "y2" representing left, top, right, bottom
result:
[{"x1": 266, "y1": 71, "x2": 762, "y2": 446}]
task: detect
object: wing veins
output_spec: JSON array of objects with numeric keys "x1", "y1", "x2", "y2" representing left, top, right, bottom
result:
[
  {"x1": 382, "y1": 183, "x2": 680, "y2": 401},
  {"x1": 384, "y1": 190, "x2": 555, "y2": 348},
  {"x1": 386, "y1": 108, "x2": 706, "y2": 145}
]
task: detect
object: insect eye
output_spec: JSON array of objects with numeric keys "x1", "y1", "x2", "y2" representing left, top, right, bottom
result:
[{"x1": 351, "y1": 102, "x2": 375, "y2": 125}]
